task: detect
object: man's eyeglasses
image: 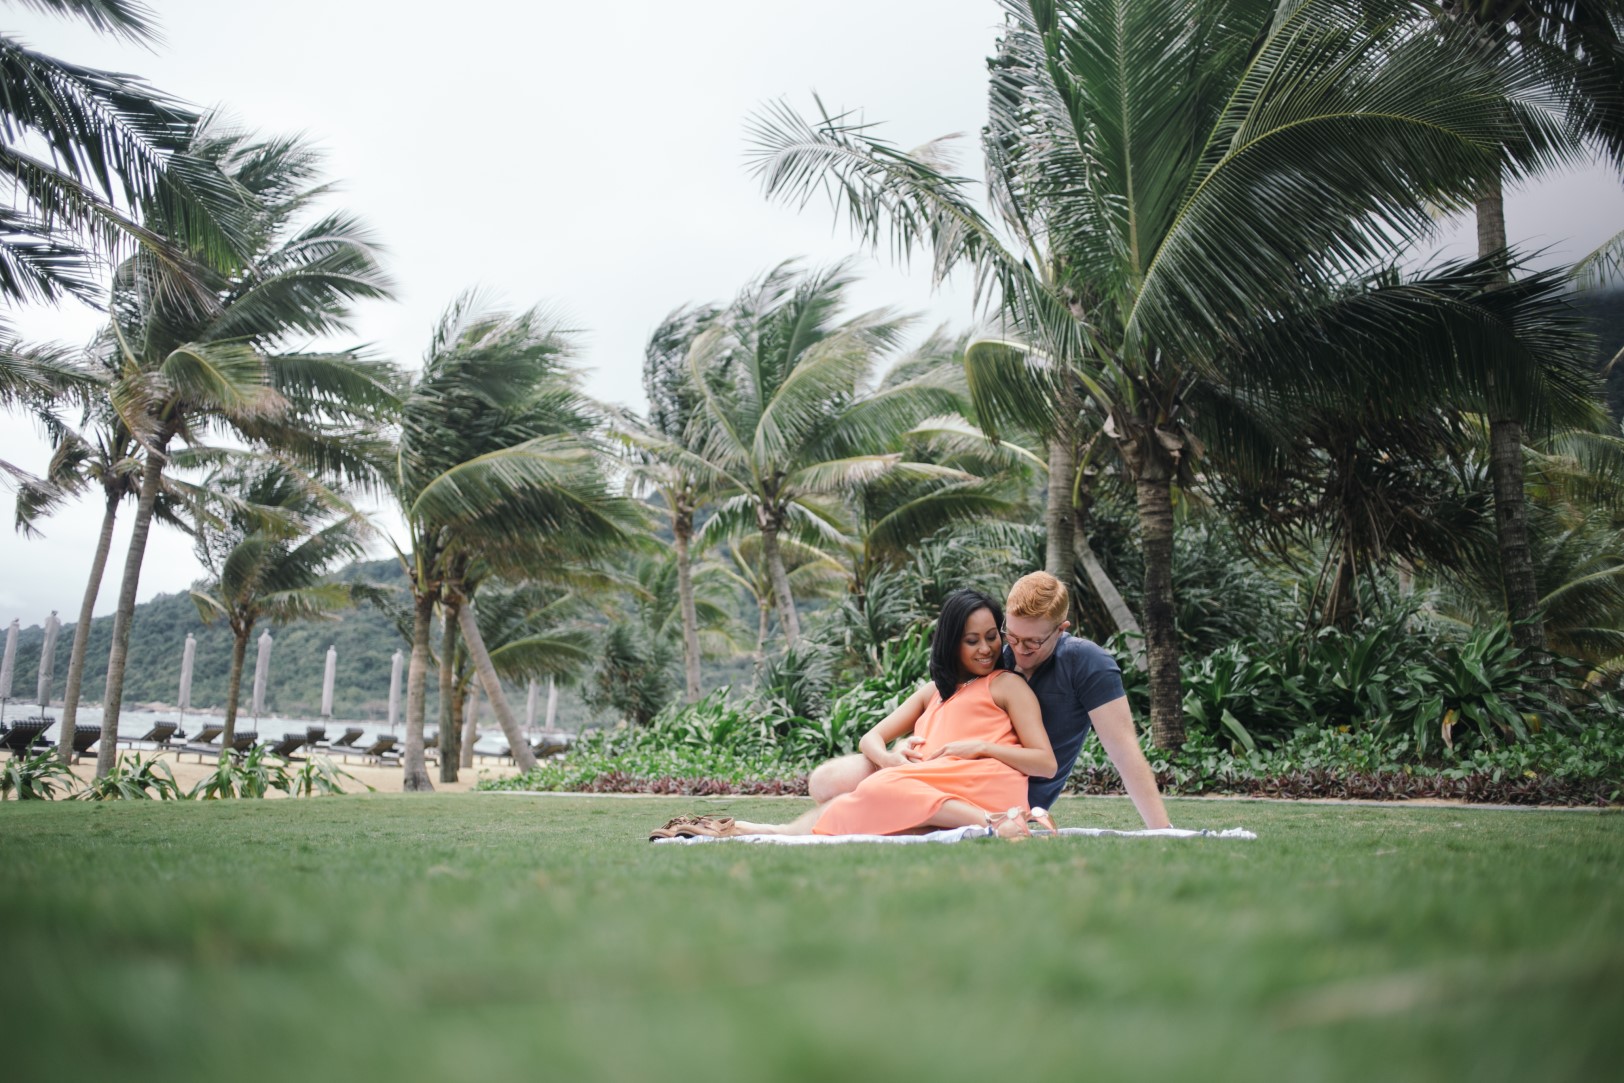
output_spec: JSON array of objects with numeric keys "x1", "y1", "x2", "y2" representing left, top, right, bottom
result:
[{"x1": 1001, "y1": 625, "x2": 1060, "y2": 653}]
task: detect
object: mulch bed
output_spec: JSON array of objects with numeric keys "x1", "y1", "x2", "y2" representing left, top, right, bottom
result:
[{"x1": 536, "y1": 766, "x2": 1618, "y2": 806}]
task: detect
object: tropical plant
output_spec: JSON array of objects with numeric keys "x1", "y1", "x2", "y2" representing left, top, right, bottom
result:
[
  {"x1": 189, "y1": 459, "x2": 371, "y2": 751},
  {"x1": 77, "y1": 751, "x2": 182, "y2": 799},
  {"x1": 388, "y1": 293, "x2": 637, "y2": 788},
  {"x1": 89, "y1": 122, "x2": 395, "y2": 776},
  {"x1": 681, "y1": 260, "x2": 960, "y2": 646},
  {"x1": 750, "y1": 0, "x2": 1563, "y2": 747},
  {"x1": 618, "y1": 303, "x2": 725, "y2": 702},
  {"x1": 441, "y1": 583, "x2": 595, "y2": 779},
  {"x1": 189, "y1": 743, "x2": 292, "y2": 799},
  {"x1": 1429, "y1": 0, "x2": 1624, "y2": 678},
  {"x1": 1, "y1": 740, "x2": 76, "y2": 798},
  {"x1": 289, "y1": 754, "x2": 370, "y2": 796},
  {"x1": 0, "y1": 0, "x2": 250, "y2": 307},
  {"x1": 583, "y1": 621, "x2": 677, "y2": 728}
]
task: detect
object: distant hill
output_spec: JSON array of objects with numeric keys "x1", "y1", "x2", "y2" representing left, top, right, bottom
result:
[{"x1": 3, "y1": 560, "x2": 607, "y2": 729}]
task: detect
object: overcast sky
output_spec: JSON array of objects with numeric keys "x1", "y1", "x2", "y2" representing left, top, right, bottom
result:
[{"x1": 3, "y1": 0, "x2": 1621, "y2": 628}]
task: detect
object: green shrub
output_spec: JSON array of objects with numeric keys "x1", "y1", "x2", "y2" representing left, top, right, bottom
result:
[
  {"x1": 190, "y1": 745, "x2": 293, "y2": 799},
  {"x1": 78, "y1": 754, "x2": 185, "y2": 800},
  {"x1": 1, "y1": 745, "x2": 79, "y2": 800}
]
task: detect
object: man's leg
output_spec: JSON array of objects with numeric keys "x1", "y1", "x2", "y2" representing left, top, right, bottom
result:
[{"x1": 807, "y1": 753, "x2": 877, "y2": 804}]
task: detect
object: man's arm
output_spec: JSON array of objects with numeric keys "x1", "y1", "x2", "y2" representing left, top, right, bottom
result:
[{"x1": 1088, "y1": 696, "x2": 1172, "y2": 829}]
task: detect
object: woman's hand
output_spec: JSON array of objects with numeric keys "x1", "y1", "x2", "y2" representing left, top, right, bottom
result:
[{"x1": 928, "y1": 739, "x2": 988, "y2": 761}]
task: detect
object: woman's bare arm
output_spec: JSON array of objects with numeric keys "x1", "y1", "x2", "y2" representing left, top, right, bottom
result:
[{"x1": 857, "y1": 683, "x2": 936, "y2": 769}]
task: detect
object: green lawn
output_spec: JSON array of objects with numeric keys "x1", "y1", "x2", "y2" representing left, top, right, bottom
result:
[{"x1": 2, "y1": 794, "x2": 1620, "y2": 1082}]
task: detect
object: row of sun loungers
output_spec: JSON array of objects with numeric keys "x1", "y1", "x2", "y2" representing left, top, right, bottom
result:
[{"x1": 3, "y1": 720, "x2": 562, "y2": 767}]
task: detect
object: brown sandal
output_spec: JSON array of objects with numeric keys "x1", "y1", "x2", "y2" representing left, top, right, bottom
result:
[{"x1": 649, "y1": 815, "x2": 738, "y2": 841}]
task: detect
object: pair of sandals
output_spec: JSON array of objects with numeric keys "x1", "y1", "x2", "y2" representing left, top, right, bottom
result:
[
  {"x1": 986, "y1": 806, "x2": 1060, "y2": 840},
  {"x1": 649, "y1": 815, "x2": 740, "y2": 841}
]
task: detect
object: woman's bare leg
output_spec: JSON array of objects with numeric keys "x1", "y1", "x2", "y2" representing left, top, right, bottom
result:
[
  {"x1": 736, "y1": 798, "x2": 1015, "y2": 837},
  {"x1": 732, "y1": 805, "x2": 824, "y2": 835}
]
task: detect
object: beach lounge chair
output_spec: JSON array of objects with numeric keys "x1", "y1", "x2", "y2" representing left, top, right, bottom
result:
[
  {"x1": 422, "y1": 729, "x2": 438, "y2": 762},
  {"x1": 116, "y1": 721, "x2": 179, "y2": 749},
  {"x1": 331, "y1": 727, "x2": 364, "y2": 749},
  {"x1": 532, "y1": 733, "x2": 571, "y2": 759},
  {"x1": 266, "y1": 732, "x2": 306, "y2": 759},
  {"x1": 475, "y1": 740, "x2": 512, "y2": 764},
  {"x1": 355, "y1": 734, "x2": 397, "y2": 762},
  {"x1": 69, "y1": 724, "x2": 101, "y2": 760},
  {"x1": 0, "y1": 718, "x2": 52, "y2": 753},
  {"x1": 177, "y1": 726, "x2": 252, "y2": 762},
  {"x1": 305, "y1": 725, "x2": 327, "y2": 749}
]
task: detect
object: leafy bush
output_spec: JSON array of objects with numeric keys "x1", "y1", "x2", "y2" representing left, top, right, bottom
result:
[
  {"x1": 290, "y1": 755, "x2": 372, "y2": 796},
  {"x1": 78, "y1": 754, "x2": 184, "y2": 800},
  {"x1": 190, "y1": 745, "x2": 293, "y2": 799},
  {"x1": 2, "y1": 745, "x2": 78, "y2": 800}
]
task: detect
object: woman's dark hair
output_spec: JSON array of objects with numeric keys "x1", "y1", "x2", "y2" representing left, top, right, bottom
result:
[{"x1": 929, "y1": 588, "x2": 1005, "y2": 702}]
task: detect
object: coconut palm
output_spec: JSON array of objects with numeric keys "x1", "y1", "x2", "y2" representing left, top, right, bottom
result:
[
  {"x1": 90, "y1": 122, "x2": 395, "y2": 776},
  {"x1": 1, "y1": 0, "x2": 252, "y2": 306},
  {"x1": 749, "y1": 0, "x2": 1540, "y2": 746},
  {"x1": 389, "y1": 294, "x2": 638, "y2": 789},
  {"x1": 189, "y1": 461, "x2": 369, "y2": 749},
  {"x1": 616, "y1": 303, "x2": 724, "y2": 703},
  {"x1": 682, "y1": 260, "x2": 961, "y2": 647},
  {"x1": 1426, "y1": 1, "x2": 1624, "y2": 678}
]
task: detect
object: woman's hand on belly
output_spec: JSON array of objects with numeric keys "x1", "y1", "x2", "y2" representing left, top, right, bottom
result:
[{"x1": 927, "y1": 739, "x2": 989, "y2": 761}]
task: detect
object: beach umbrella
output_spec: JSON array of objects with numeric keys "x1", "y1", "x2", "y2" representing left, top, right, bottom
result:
[
  {"x1": 251, "y1": 630, "x2": 273, "y2": 721},
  {"x1": 36, "y1": 611, "x2": 59, "y2": 709},
  {"x1": 545, "y1": 676, "x2": 558, "y2": 730},
  {"x1": 0, "y1": 618, "x2": 17, "y2": 723},
  {"x1": 177, "y1": 633, "x2": 196, "y2": 726},
  {"x1": 321, "y1": 644, "x2": 337, "y2": 720},
  {"x1": 526, "y1": 679, "x2": 538, "y2": 732},
  {"x1": 387, "y1": 649, "x2": 403, "y2": 733}
]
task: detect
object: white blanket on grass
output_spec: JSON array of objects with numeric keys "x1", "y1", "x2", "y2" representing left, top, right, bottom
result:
[{"x1": 651, "y1": 826, "x2": 1258, "y2": 845}]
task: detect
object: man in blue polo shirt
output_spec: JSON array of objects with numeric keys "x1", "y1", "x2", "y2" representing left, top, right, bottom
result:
[{"x1": 806, "y1": 571, "x2": 1171, "y2": 829}]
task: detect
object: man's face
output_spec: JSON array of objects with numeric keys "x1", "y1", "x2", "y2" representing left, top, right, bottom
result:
[{"x1": 1003, "y1": 613, "x2": 1068, "y2": 674}]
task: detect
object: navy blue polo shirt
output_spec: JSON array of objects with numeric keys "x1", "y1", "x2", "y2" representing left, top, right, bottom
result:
[{"x1": 1002, "y1": 633, "x2": 1125, "y2": 809}]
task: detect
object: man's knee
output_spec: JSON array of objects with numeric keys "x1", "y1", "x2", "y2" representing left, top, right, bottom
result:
[{"x1": 808, "y1": 753, "x2": 875, "y2": 804}]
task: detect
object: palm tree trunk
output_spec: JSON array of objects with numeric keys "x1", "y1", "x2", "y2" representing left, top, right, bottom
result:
[
  {"x1": 459, "y1": 685, "x2": 476, "y2": 769},
  {"x1": 457, "y1": 597, "x2": 537, "y2": 772},
  {"x1": 759, "y1": 521, "x2": 801, "y2": 646},
  {"x1": 220, "y1": 626, "x2": 250, "y2": 749},
  {"x1": 1073, "y1": 526, "x2": 1144, "y2": 669},
  {"x1": 1134, "y1": 470, "x2": 1184, "y2": 750},
  {"x1": 755, "y1": 599, "x2": 770, "y2": 664},
  {"x1": 438, "y1": 598, "x2": 460, "y2": 783},
  {"x1": 56, "y1": 489, "x2": 118, "y2": 767},
  {"x1": 402, "y1": 590, "x2": 435, "y2": 791},
  {"x1": 674, "y1": 506, "x2": 702, "y2": 703},
  {"x1": 1477, "y1": 174, "x2": 1552, "y2": 680},
  {"x1": 1045, "y1": 432, "x2": 1077, "y2": 596},
  {"x1": 94, "y1": 437, "x2": 169, "y2": 778}
]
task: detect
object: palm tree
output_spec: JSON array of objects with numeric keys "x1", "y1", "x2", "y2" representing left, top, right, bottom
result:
[
  {"x1": 749, "y1": 0, "x2": 1532, "y2": 746},
  {"x1": 1, "y1": 0, "x2": 251, "y2": 306},
  {"x1": 1429, "y1": 1, "x2": 1624, "y2": 678},
  {"x1": 617, "y1": 303, "x2": 723, "y2": 703},
  {"x1": 389, "y1": 294, "x2": 638, "y2": 790},
  {"x1": 90, "y1": 123, "x2": 395, "y2": 776},
  {"x1": 440, "y1": 584, "x2": 594, "y2": 778},
  {"x1": 682, "y1": 260, "x2": 961, "y2": 647},
  {"x1": 189, "y1": 461, "x2": 369, "y2": 749}
]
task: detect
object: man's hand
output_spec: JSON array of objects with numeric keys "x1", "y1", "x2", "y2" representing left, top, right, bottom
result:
[{"x1": 928, "y1": 739, "x2": 987, "y2": 760}]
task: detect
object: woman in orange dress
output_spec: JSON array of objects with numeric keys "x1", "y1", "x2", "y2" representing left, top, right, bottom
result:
[{"x1": 724, "y1": 589, "x2": 1056, "y2": 839}]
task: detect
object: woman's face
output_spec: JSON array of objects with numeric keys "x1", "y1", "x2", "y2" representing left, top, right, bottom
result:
[{"x1": 957, "y1": 607, "x2": 1003, "y2": 679}]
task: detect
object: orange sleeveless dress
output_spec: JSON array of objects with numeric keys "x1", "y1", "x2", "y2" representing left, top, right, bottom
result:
[{"x1": 813, "y1": 670, "x2": 1029, "y2": 835}]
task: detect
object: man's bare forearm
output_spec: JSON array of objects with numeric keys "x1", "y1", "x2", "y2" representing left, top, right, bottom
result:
[{"x1": 1090, "y1": 697, "x2": 1172, "y2": 828}]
